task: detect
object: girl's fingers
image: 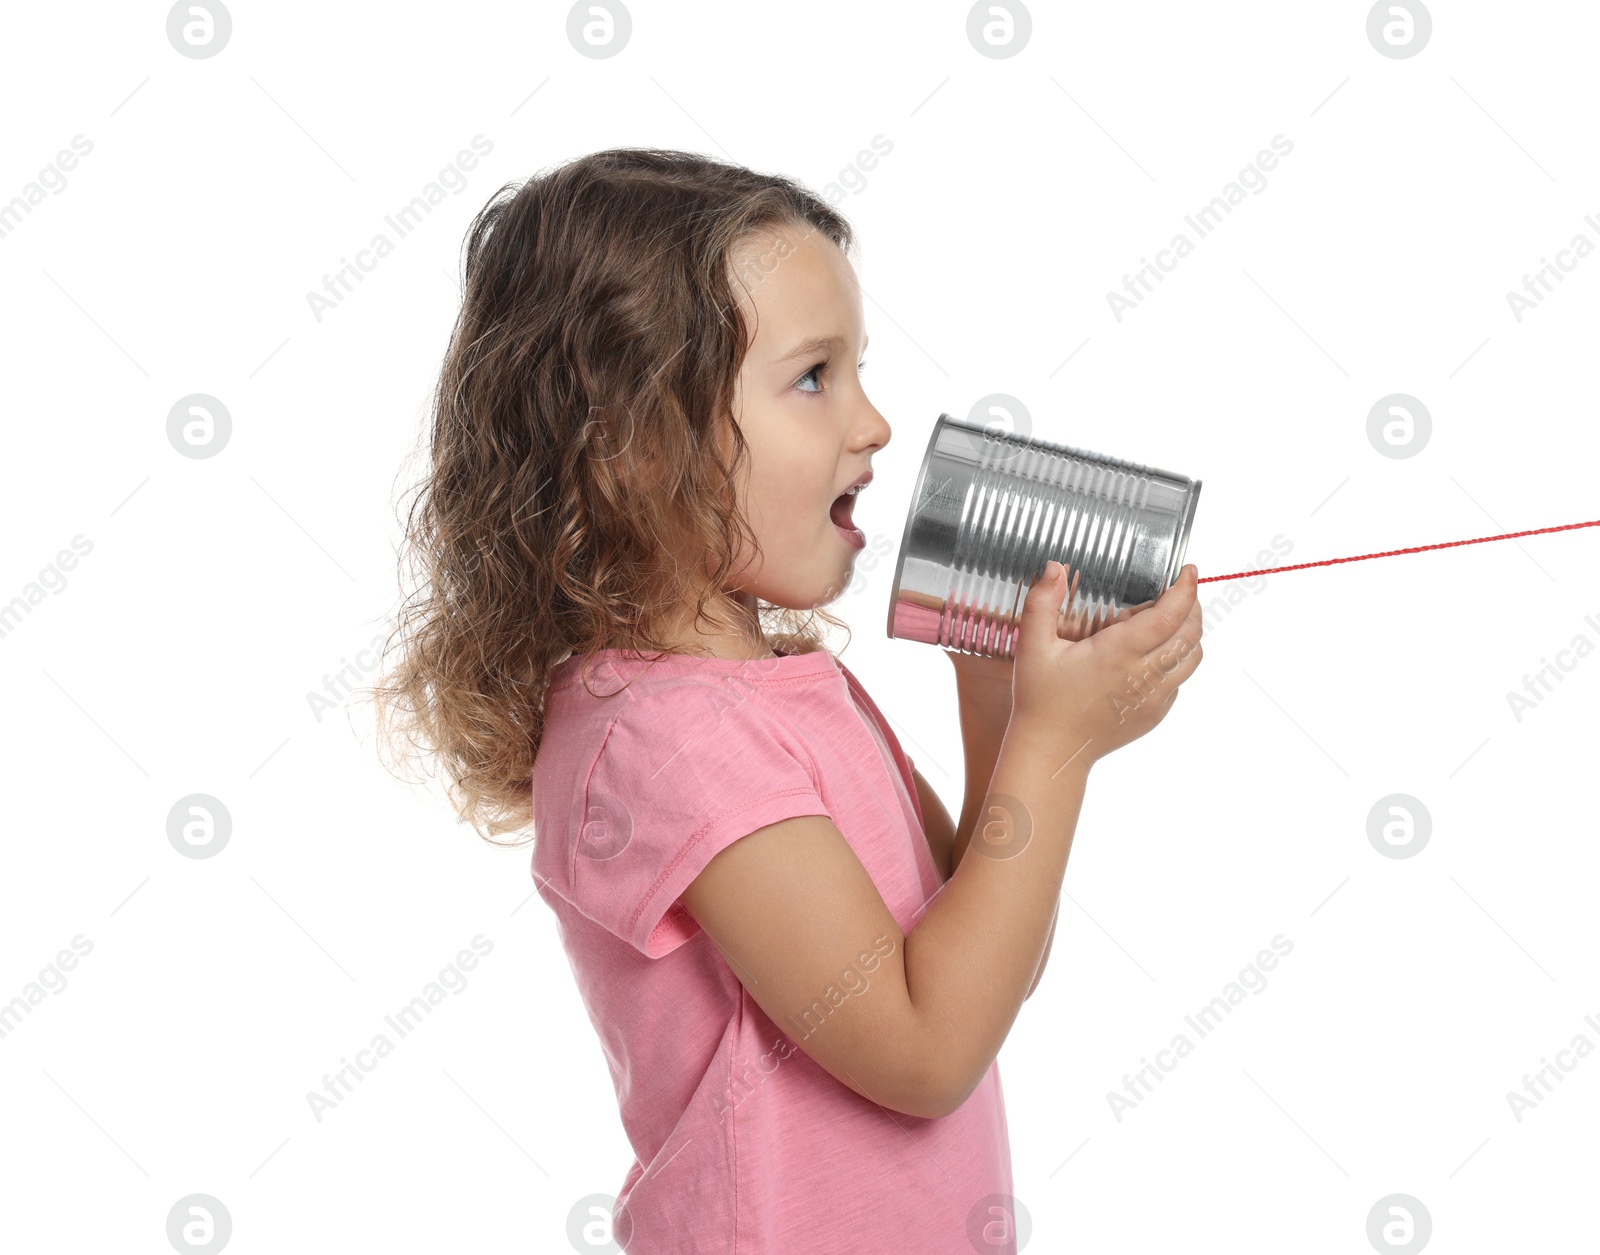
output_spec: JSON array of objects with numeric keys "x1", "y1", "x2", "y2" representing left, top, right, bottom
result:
[
  {"x1": 1141, "y1": 593, "x2": 1203, "y2": 680},
  {"x1": 1102, "y1": 567, "x2": 1198, "y2": 655},
  {"x1": 1156, "y1": 612, "x2": 1204, "y2": 685},
  {"x1": 1108, "y1": 596, "x2": 1157, "y2": 626},
  {"x1": 1156, "y1": 585, "x2": 1203, "y2": 652}
]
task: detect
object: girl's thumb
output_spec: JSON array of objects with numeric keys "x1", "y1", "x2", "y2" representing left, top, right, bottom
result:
[{"x1": 1018, "y1": 560, "x2": 1067, "y2": 656}]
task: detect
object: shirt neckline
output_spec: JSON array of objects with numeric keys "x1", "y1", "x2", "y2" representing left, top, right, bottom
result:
[{"x1": 549, "y1": 645, "x2": 839, "y2": 691}]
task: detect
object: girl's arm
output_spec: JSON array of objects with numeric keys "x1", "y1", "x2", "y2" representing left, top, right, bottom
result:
[
  {"x1": 948, "y1": 653, "x2": 1058, "y2": 1002},
  {"x1": 679, "y1": 572, "x2": 1199, "y2": 1121},
  {"x1": 914, "y1": 767, "x2": 1057, "y2": 1002},
  {"x1": 918, "y1": 652, "x2": 1061, "y2": 1000},
  {"x1": 1029, "y1": 902, "x2": 1059, "y2": 1000},
  {"x1": 680, "y1": 740, "x2": 1089, "y2": 1120}
]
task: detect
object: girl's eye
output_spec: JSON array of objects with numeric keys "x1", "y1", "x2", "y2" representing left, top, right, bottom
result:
[{"x1": 795, "y1": 360, "x2": 868, "y2": 395}]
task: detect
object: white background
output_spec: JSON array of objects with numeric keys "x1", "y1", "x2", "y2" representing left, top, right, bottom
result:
[{"x1": 2, "y1": 1, "x2": 1597, "y2": 1251}]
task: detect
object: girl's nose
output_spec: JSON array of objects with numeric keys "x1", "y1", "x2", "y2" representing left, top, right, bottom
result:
[{"x1": 860, "y1": 403, "x2": 891, "y2": 450}]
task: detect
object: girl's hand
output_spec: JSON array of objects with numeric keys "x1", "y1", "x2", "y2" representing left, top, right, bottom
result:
[
  {"x1": 942, "y1": 581, "x2": 1166, "y2": 702},
  {"x1": 1007, "y1": 561, "x2": 1203, "y2": 768}
]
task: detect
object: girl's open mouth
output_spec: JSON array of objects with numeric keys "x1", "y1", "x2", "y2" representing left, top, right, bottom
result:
[{"x1": 830, "y1": 489, "x2": 866, "y2": 550}]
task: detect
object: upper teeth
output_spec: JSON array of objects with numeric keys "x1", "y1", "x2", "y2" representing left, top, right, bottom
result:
[{"x1": 844, "y1": 483, "x2": 865, "y2": 495}]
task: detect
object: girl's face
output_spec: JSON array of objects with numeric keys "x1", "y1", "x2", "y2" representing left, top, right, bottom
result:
[{"x1": 725, "y1": 223, "x2": 892, "y2": 613}]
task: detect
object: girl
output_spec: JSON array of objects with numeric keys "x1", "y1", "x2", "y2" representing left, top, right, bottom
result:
[{"x1": 371, "y1": 146, "x2": 1204, "y2": 1252}]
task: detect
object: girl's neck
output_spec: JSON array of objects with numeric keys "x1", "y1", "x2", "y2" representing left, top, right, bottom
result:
[
  {"x1": 601, "y1": 635, "x2": 775, "y2": 661},
  {"x1": 606, "y1": 595, "x2": 774, "y2": 661}
]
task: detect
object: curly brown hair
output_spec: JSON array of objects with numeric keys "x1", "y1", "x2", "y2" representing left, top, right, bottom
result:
[{"x1": 364, "y1": 147, "x2": 860, "y2": 845}]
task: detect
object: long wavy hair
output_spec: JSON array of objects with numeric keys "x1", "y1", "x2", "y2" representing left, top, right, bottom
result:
[{"x1": 365, "y1": 148, "x2": 858, "y2": 845}]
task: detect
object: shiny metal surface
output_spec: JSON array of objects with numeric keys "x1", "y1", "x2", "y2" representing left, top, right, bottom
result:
[{"x1": 887, "y1": 413, "x2": 1202, "y2": 657}]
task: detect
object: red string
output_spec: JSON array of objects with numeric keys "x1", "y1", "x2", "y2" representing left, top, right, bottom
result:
[{"x1": 1196, "y1": 518, "x2": 1600, "y2": 584}]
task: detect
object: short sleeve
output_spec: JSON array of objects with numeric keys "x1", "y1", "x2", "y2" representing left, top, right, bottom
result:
[{"x1": 566, "y1": 680, "x2": 829, "y2": 958}]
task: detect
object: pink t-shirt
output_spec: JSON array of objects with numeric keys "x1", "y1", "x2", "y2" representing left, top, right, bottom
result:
[{"x1": 531, "y1": 645, "x2": 1014, "y2": 1253}]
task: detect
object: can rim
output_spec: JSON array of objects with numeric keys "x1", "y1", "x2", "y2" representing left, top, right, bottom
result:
[
  {"x1": 1164, "y1": 478, "x2": 1203, "y2": 589},
  {"x1": 885, "y1": 413, "x2": 953, "y2": 641}
]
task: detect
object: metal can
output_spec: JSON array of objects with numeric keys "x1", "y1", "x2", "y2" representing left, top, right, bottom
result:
[{"x1": 887, "y1": 412, "x2": 1202, "y2": 656}]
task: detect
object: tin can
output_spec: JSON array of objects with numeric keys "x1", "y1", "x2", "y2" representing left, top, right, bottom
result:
[{"x1": 886, "y1": 412, "x2": 1202, "y2": 657}]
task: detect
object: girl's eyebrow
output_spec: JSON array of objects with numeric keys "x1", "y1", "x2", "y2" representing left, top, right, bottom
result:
[{"x1": 773, "y1": 332, "x2": 869, "y2": 364}]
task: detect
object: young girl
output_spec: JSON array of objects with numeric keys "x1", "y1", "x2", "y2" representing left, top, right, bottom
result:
[{"x1": 372, "y1": 146, "x2": 1204, "y2": 1252}]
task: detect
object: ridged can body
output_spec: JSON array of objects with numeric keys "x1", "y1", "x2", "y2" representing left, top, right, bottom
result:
[{"x1": 887, "y1": 413, "x2": 1202, "y2": 657}]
